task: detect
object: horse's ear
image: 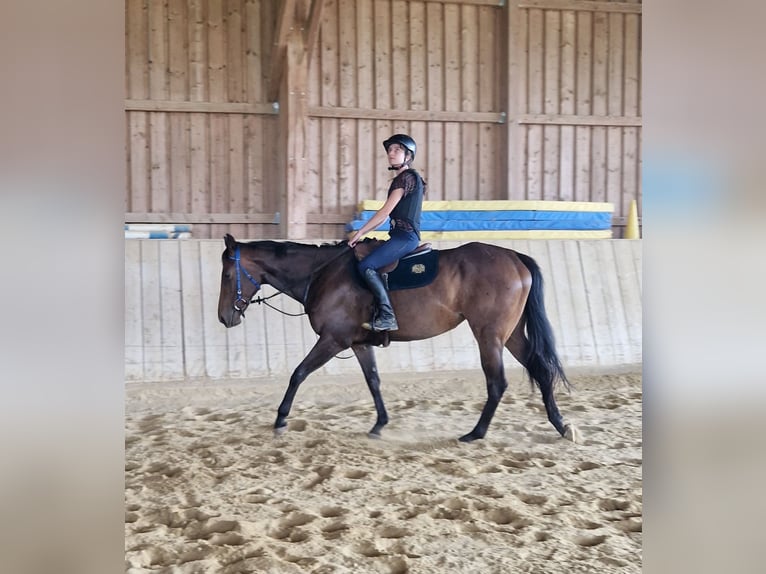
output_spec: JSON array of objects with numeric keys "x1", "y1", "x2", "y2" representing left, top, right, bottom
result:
[{"x1": 224, "y1": 233, "x2": 236, "y2": 250}]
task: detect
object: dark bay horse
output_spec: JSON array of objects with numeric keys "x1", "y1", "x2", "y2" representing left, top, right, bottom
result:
[{"x1": 218, "y1": 234, "x2": 578, "y2": 443}]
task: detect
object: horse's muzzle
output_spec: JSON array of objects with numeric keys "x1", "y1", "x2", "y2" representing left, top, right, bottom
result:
[{"x1": 219, "y1": 306, "x2": 244, "y2": 328}]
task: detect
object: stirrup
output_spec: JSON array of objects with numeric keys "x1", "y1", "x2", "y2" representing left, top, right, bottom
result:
[{"x1": 362, "y1": 311, "x2": 398, "y2": 332}]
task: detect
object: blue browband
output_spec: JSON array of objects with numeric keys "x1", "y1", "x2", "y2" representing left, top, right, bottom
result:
[{"x1": 229, "y1": 246, "x2": 261, "y2": 311}]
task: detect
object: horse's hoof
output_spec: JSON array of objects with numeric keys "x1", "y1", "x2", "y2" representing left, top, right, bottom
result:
[
  {"x1": 458, "y1": 432, "x2": 481, "y2": 443},
  {"x1": 367, "y1": 431, "x2": 382, "y2": 440},
  {"x1": 563, "y1": 423, "x2": 581, "y2": 443},
  {"x1": 274, "y1": 426, "x2": 287, "y2": 437}
]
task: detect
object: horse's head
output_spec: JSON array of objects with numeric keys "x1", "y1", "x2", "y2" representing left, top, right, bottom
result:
[{"x1": 218, "y1": 233, "x2": 262, "y2": 328}]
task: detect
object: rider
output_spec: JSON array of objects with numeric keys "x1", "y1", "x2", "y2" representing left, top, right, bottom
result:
[{"x1": 348, "y1": 134, "x2": 426, "y2": 332}]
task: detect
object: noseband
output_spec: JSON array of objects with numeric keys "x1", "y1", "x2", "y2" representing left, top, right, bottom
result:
[{"x1": 229, "y1": 246, "x2": 261, "y2": 315}]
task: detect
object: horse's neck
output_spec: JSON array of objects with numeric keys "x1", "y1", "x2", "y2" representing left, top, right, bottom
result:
[{"x1": 264, "y1": 244, "x2": 346, "y2": 301}]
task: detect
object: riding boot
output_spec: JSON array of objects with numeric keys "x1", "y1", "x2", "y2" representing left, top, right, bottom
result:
[{"x1": 361, "y1": 268, "x2": 399, "y2": 331}]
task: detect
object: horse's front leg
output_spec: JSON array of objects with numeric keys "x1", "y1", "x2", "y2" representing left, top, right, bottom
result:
[
  {"x1": 274, "y1": 335, "x2": 345, "y2": 435},
  {"x1": 352, "y1": 344, "x2": 388, "y2": 438}
]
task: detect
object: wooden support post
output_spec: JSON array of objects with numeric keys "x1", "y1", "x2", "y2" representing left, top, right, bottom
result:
[
  {"x1": 280, "y1": 24, "x2": 309, "y2": 238},
  {"x1": 269, "y1": 0, "x2": 319, "y2": 239},
  {"x1": 506, "y1": 2, "x2": 527, "y2": 200}
]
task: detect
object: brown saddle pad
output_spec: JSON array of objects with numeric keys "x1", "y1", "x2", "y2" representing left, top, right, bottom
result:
[{"x1": 352, "y1": 239, "x2": 433, "y2": 274}]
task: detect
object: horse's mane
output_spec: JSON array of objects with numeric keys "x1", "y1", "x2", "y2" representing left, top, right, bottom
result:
[{"x1": 242, "y1": 239, "x2": 348, "y2": 259}]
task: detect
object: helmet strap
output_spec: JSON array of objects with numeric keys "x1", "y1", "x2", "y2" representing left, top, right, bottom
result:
[
  {"x1": 388, "y1": 160, "x2": 410, "y2": 171},
  {"x1": 387, "y1": 152, "x2": 412, "y2": 171}
]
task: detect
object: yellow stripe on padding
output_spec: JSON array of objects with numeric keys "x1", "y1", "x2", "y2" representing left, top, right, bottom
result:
[
  {"x1": 358, "y1": 230, "x2": 613, "y2": 240},
  {"x1": 358, "y1": 200, "x2": 614, "y2": 212}
]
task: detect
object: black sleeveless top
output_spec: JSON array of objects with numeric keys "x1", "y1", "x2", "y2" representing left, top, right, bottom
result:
[{"x1": 388, "y1": 169, "x2": 425, "y2": 237}]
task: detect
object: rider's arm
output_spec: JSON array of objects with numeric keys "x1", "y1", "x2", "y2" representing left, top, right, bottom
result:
[{"x1": 349, "y1": 188, "x2": 404, "y2": 246}]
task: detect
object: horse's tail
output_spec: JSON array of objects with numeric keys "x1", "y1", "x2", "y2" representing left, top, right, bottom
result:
[{"x1": 515, "y1": 252, "x2": 571, "y2": 392}]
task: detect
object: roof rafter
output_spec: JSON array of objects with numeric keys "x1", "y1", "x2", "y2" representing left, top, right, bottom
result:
[
  {"x1": 267, "y1": 0, "x2": 298, "y2": 102},
  {"x1": 304, "y1": 0, "x2": 327, "y2": 64}
]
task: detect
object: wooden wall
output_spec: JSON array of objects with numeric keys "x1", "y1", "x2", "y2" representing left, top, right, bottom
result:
[
  {"x1": 125, "y1": 0, "x2": 642, "y2": 239},
  {"x1": 304, "y1": 0, "x2": 506, "y2": 237},
  {"x1": 508, "y1": 0, "x2": 642, "y2": 220},
  {"x1": 125, "y1": 0, "x2": 282, "y2": 240},
  {"x1": 125, "y1": 238, "x2": 642, "y2": 382}
]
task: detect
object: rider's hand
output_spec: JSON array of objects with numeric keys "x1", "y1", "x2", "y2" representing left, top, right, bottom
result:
[{"x1": 348, "y1": 231, "x2": 363, "y2": 247}]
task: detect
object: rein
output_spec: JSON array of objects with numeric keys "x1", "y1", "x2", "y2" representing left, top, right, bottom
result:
[{"x1": 252, "y1": 293, "x2": 307, "y2": 317}]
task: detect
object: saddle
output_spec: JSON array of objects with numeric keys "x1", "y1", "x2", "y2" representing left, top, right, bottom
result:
[
  {"x1": 353, "y1": 239, "x2": 432, "y2": 274},
  {"x1": 353, "y1": 239, "x2": 439, "y2": 291}
]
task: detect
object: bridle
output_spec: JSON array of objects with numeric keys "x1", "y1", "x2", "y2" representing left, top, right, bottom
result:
[
  {"x1": 227, "y1": 241, "x2": 353, "y2": 318},
  {"x1": 229, "y1": 246, "x2": 261, "y2": 315}
]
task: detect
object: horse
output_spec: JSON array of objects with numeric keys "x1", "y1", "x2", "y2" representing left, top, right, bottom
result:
[{"x1": 217, "y1": 233, "x2": 578, "y2": 443}]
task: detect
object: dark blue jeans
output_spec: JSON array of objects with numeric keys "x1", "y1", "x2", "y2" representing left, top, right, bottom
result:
[{"x1": 357, "y1": 229, "x2": 420, "y2": 273}]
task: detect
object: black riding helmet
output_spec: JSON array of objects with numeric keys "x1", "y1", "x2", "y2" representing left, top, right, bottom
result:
[{"x1": 383, "y1": 134, "x2": 417, "y2": 162}]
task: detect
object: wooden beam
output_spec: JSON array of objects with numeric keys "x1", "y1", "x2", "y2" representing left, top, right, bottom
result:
[
  {"x1": 506, "y1": 0, "x2": 526, "y2": 199},
  {"x1": 125, "y1": 212, "x2": 349, "y2": 225},
  {"x1": 267, "y1": 0, "x2": 297, "y2": 101},
  {"x1": 281, "y1": 27, "x2": 309, "y2": 238},
  {"x1": 126, "y1": 212, "x2": 281, "y2": 224},
  {"x1": 275, "y1": 0, "x2": 298, "y2": 49},
  {"x1": 308, "y1": 106, "x2": 505, "y2": 123},
  {"x1": 307, "y1": 214, "x2": 349, "y2": 224},
  {"x1": 516, "y1": 114, "x2": 642, "y2": 127},
  {"x1": 416, "y1": 0, "x2": 502, "y2": 5},
  {"x1": 304, "y1": 0, "x2": 327, "y2": 64},
  {"x1": 125, "y1": 99, "x2": 278, "y2": 115},
  {"x1": 518, "y1": 1, "x2": 642, "y2": 14}
]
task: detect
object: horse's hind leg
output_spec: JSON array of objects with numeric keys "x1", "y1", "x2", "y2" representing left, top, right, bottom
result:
[
  {"x1": 460, "y1": 335, "x2": 508, "y2": 442},
  {"x1": 352, "y1": 344, "x2": 388, "y2": 438},
  {"x1": 274, "y1": 335, "x2": 345, "y2": 434},
  {"x1": 505, "y1": 325, "x2": 568, "y2": 437}
]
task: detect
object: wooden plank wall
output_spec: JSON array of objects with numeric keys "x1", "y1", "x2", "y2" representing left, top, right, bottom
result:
[
  {"x1": 509, "y1": 0, "x2": 642, "y2": 232},
  {"x1": 125, "y1": 238, "x2": 642, "y2": 382},
  {"x1": 125, "y1": 0, "x2": 642, "y2": 240},
  {"x1": 125, "y1": 0, "x2": 282, "y2": 240},
  {"x1": 304, "y1": 0, "x2": 506, "y2": 238}
]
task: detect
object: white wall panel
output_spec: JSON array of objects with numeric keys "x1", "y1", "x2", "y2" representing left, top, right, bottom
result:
[{"x1": 125, "y1": 239, "x2": 642, "y2": 382}]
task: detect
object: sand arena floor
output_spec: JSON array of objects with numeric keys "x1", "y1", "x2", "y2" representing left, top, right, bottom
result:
[{"x1": 126, "y1": 369, "x2": 642, "y2": 573}]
